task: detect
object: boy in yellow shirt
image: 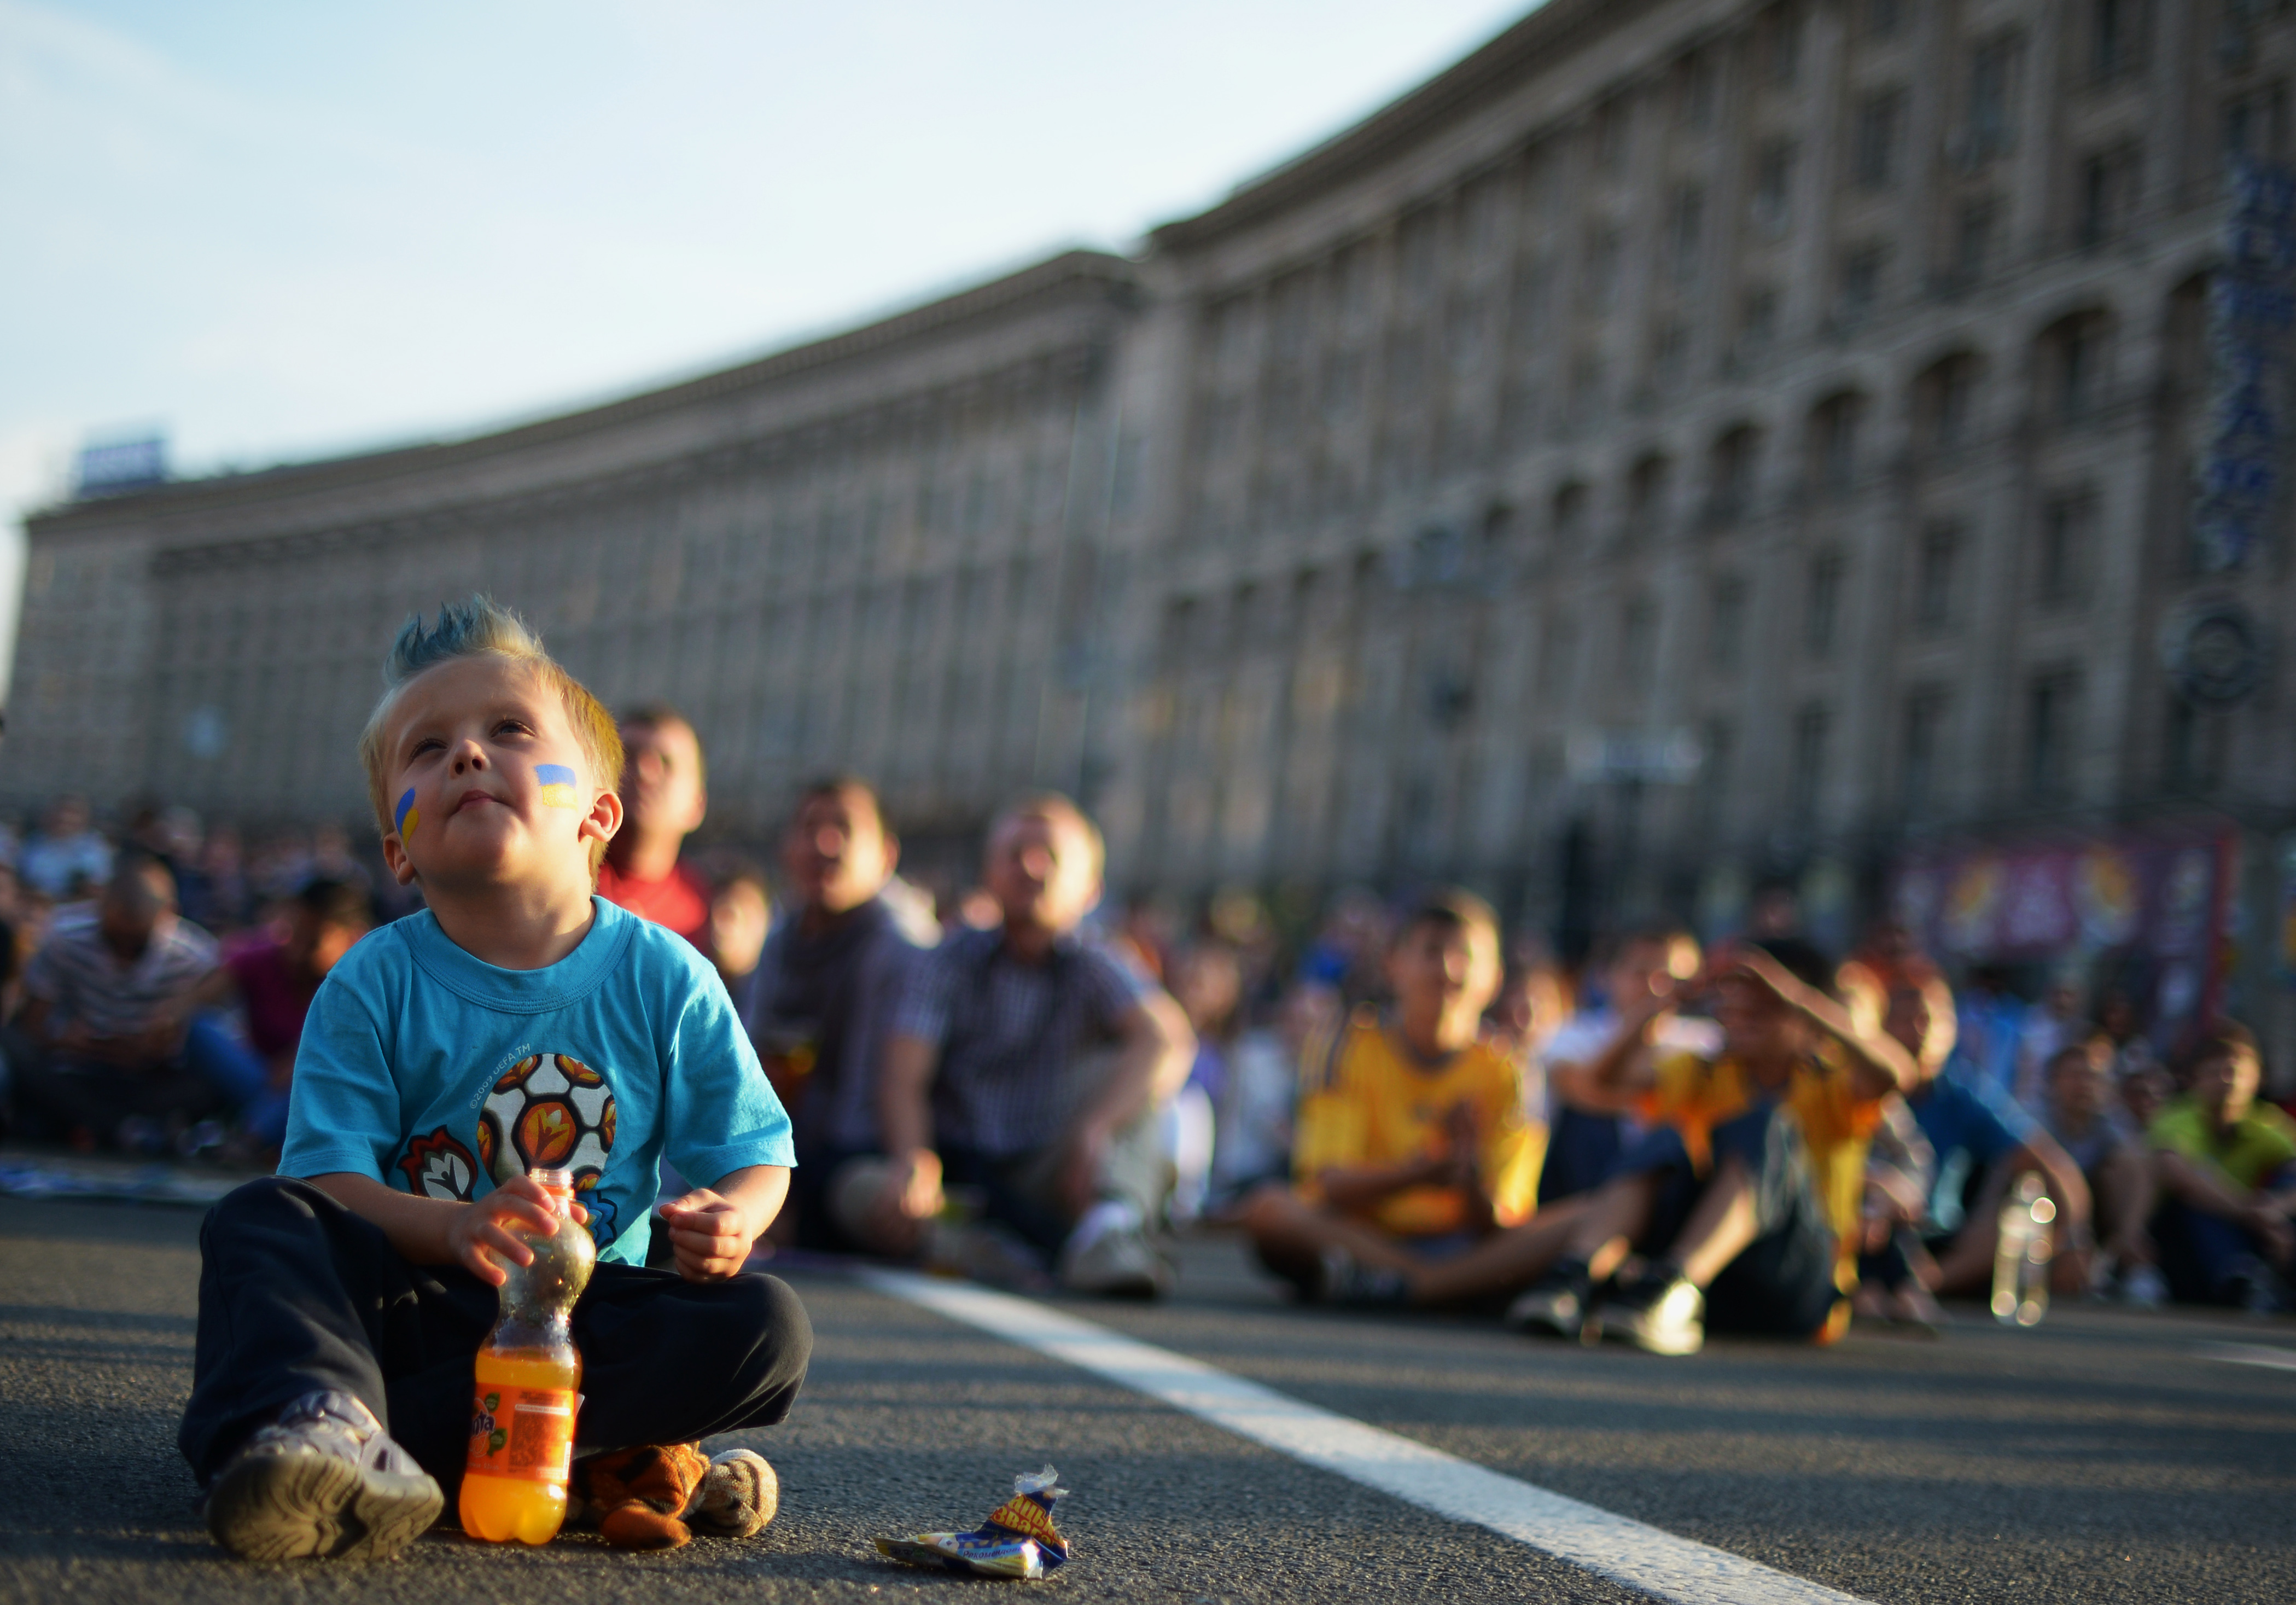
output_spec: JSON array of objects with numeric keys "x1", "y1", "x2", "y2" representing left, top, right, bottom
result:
[
  {"x1": 1511, "y1": 938, "x2": 1911, "y2": 1354},
  {"x1": 1241, "y1": 890, "x2": 1582, "y2": 1306}
]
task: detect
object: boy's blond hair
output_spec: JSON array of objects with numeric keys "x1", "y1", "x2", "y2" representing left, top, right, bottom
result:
[{"x1": 356, "y1": 596, "x2": 624, "y2": 874}]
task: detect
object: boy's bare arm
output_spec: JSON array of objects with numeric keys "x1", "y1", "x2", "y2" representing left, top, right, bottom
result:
[
  {"x1": 1729, "y1": 945, "x2": 1915, "y2": 1098},
  {"x1": 658, "y1": 1164, "x2": 789, "y2": 1283},
  {"x1": 1551, "y1": 1006, "x2": 1670, "y2": 1112},
  {"x1": 308, "y1": 1171, "x2": 574, "y2": 1286},
  {"x1": 1057, "y1": 992, "x2": 1196, "y2": 1213}
]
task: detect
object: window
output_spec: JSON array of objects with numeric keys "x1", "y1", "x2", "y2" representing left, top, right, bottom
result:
[
  {"x1": 1811, "y1": 393, "x2": 1864, "y2": 492},
  {"x1": 1916, "y1": 521, "x2": 1961, "y2": 631},
  {"x1": 1621, "y1": 596, "x2": 1658, "y2": 690},
  {"x1": 1839, "y1": 244, "x2": 1889, "y2": 321},
  {"x1": 2027, "y1": 670, "x2": 2082, "y2": 799},
  {"x1": 1586, "y1": 226, "x2": 1622, "y2": 310},
  {"x1": 2227, "y1": 82, "x2": 2291, "y2": 162},
  {"x1": 2167, "y1": 696, "x2": 2228, "y2": 791},
  {"x1": 1805, "y1": 551, "x2": 1845, "y2": 656},
  {"x1": 1553, "y1": 482, "x2": 1590, "y2": 551},
  {"x1": 1627, "y1": 455, "x2": 1671, "y2": 541},
  {"x1": 2080, "y1": 144, "x2": 2143, "y2": 247},
  {"x1": 1709, "y1": 576, "x2": 1747, "y2": 670},
  {"x1": 1955, "y1": 196, "x2": 1998, "y2": 285},
  {"x1": 2045, "y1": 313, "x2": 2109, "y2": 420},
  {"x1": 1540, "y1": 615, "x2": 1577, "y2": 693},
  {"x1": 1968, "y1": 34, "x2": 2021, "y2": 164},
  {"x1": 1741, "y1": 286, "x2": 1780, "y2": 351},
  {"x1": 2092, "y1": 0, "x2": 2150, "y2": 84},
  {"x1": 1791, "y1": 703, "x2": 1829, "y2": 820},
  {"x1": 1709, "y1": 427, "x2": 1759, "y2": 524},
  {"x1": 1669, "y1": 185, "x2": 1705, "y2": 286},
  {"x1": 1683, "y1": 55, "x2": 1718, "y2": 132},
  {"x1": 1935, "y1": 357, "x2": 1978, "y2": 447},
  {"x1": 1903, "y1": 688, "x2": 1949, "y2": 816},
  {"x1": 1855, "y1": 90, "x2": 1907, "y2": 189},
  {"x1": 1752, "y1": 140, "x2": 1798, "y2": 236},
  {"x1": 1767, "y1": 8, "x2": 1803, "y2": 88},
  {"x1": 2037, "y1": 492, "x2": 2095, "y2": 606},
  {"x1": 1595, "y1": 99, "x2": 1628, "y2": 173},
  {"x1": 1651, "y1": 321, "x2": 1690, "y2": 388}
]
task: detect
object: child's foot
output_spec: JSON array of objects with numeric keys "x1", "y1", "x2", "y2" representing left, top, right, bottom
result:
[
  {"x1": 687, "y1": 1449, "x2": 779, "y2": 1538},
  {"x1": 203, "y1": 1391, "x2": 441, "y2": 1562},
  {"x1": 1593, "y1": 1264, "x2": 1704, "y2": 1356},
  {"x1": 1505, "y1": 1259, "x2": 1594, "y2": 1341}
]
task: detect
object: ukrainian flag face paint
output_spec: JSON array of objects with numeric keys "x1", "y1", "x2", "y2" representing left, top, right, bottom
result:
[
  {"x1": 394, "y1": 788, "x2": 419, "y2": 841},
  {"x1": 535, "y1": 764, "x2": 581, "y2": 809}
]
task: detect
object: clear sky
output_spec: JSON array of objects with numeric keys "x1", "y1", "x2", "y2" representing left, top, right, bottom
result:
[{"x1": 0, "y1": 0, "x2": 1539, "y2": 694}]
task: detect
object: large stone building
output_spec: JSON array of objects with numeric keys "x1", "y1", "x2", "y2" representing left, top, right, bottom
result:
[{"x1": 14, "y1": 0, "x2": 2296, "y2": 1051}]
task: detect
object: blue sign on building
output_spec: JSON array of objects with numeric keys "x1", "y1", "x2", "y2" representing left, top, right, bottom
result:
[{"x1": 2196, "y1": 159, "x2": 2296, "y2": 574}]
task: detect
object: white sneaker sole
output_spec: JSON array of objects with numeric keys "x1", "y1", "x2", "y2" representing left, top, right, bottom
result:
[{"x1": 206, "y1": 1448, "x2": 442, "y2": 1561}]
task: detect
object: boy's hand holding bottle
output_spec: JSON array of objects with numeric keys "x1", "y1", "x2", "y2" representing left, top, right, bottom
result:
[{"x1": 447, "y1": 1173, "x2": 591, "y2": 1287}]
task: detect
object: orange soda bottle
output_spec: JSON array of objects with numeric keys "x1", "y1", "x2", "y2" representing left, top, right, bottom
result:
[{"x1": 459, "y1": 1166, "x2": 596, "y2": 1544}]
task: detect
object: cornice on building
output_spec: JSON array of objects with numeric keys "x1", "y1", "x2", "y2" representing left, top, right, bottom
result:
[
  {"x1": 26, "y1": 248, "x2": 1136, "y2": 539},
  {"x1": 1147, "y1": 0, "x2": 1655, "y2": 255}
]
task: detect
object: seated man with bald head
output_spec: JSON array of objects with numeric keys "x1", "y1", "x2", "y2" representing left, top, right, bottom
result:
[
  {"x1": 13, "y1": 851, "x2": 263, "y2": 1151},
  {"x1": 848, "y1": 793, "x2": 1195, "y2": 1297}
]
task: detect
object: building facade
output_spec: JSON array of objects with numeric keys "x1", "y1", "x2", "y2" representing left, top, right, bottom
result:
[{"x1": 14, "y1": 0, "x2": 2296, "y2": 1046}]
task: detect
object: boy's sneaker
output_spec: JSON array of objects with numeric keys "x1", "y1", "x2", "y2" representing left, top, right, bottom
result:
[
  {"x1": 1505, "y1": 1260, "x2": 1595, "y2": 1341},
  {"x1": 2117, "y1": 1263, "x2": 2168, "y2": 1310},
  {"x1": 1593, "y1": 1265, "x2": 1705, "y2": 1357},
  {"x1": 1059, "y1": 1227, "x2": 1172, "y2": 1299},
  {"x1": 1313, "y1": 1247, "x2": 1411, "y2": 1308},
  {"x1": 204, "y1": 1390, "x2": 441, "y2": 1561}
]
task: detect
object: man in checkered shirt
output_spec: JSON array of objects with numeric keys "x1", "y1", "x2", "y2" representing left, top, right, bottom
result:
[{"x1": 847, "y1": 793, "x2": 1194, "y2": 1297}]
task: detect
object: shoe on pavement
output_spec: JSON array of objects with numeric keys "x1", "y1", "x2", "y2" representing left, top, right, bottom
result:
[
  {"x1": 1505, "y1": 1260, "x2": 1595, "y2": 1341},
  {"x1": 1593, "y1": 1267, "x2": 1705, "y2": 1357},
  {"x1": 2117, "y1": 1263, "x2": 2168, "y2": 1310},
  {"x1": 1313, "y1": 1247, "x2": 1411, "y2": 1308},
  {"x1": 203, "y1": 1390, "x2": 441, "y2": 1561},
  {"x1": 1059, "y1": 1226, "x2": 1172, "y2": 1299}
]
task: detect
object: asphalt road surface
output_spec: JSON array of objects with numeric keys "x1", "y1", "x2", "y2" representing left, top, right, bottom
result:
[{"x1": 2, "y1": 1193, "x2": 2291, "y2": 1604}]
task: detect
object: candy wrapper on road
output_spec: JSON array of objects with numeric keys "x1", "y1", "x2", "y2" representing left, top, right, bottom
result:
[{"x1": 875, "y1": 1466, "x2": 1072, "y2": 1580}]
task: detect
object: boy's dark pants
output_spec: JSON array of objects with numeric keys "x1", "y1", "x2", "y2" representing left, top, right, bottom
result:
[
  {"x1": 179, "y1": 1177, "x2": 812, "y2": 1494},
  {"x1": 1611, "y1": 1103, "x2": 1843, "y2": 1338}
]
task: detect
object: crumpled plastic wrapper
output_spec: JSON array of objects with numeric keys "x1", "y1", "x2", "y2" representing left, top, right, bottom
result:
[{"x1": 875, "y1": 1466, "x2": 1072, "y2": 1580}]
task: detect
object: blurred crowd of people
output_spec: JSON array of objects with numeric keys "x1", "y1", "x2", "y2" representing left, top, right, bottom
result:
[{"x1": 4, "y1": 702, "x2": 2292, "y2": 1344}]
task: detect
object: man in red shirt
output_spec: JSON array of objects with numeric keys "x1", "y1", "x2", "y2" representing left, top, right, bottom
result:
[{"x1": 595, "y1": 703, "x2": 713, "y2": 946}]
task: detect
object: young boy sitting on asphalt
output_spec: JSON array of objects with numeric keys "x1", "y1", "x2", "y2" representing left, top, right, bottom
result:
[
  {"x1": 1511, "y1": 939, "x2": 1913, "y2": 1355},
  {"x1": 1241, "y1": 890, "x2": 1566, "y2": 1308},
  {"x1": 180, "y1": 597, "x2": 811, "y2": 1562}
]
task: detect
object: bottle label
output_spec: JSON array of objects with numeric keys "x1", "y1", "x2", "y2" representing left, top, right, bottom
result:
[{"x1": 466, "y1": 1384, "x2": 578, "y2": 1482}]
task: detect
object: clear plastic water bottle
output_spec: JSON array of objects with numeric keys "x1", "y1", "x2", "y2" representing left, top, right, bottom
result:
[{"x1": 1990, "y1": 1171, "x2": 2056, "y2": 1328}]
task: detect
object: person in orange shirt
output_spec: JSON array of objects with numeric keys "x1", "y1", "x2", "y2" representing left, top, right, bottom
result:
[
  {"x1": 1510, "y1": 938, "x2": 1912, "y2": 1355},
  {"x1": 595, "y1": 704, "x2": 712, "y2": 948},
  {"x1": 1241, "y1": 890, "x2": 1582, "y2": 1307}
]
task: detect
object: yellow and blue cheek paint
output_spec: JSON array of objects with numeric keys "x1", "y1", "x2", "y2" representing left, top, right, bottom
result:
[
  {"x1": 394, "y1": 788, "x2": 419, "y2": 841},
  {"x1": 535, "y1": 764, "x2": 581, "y2": 809}
]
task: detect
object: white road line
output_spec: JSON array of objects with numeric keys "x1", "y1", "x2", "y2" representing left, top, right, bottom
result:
[
  {"x1": 2198, "y1": 1341, "x2": 2296, "y2": 1373},
  {"x1": 859, "y1": 1269, "x2": 1869, "y2": 1605}
]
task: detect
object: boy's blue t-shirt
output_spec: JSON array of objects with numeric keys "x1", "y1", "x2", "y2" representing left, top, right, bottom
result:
[{"x1": 279, "y1": 897, "x2": 792, "y2": 1265}]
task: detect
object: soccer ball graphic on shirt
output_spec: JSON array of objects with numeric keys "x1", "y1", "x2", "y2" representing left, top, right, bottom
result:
[{"x1": 476, "y1": 1054, "x2": 617, "y2": 1236}]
